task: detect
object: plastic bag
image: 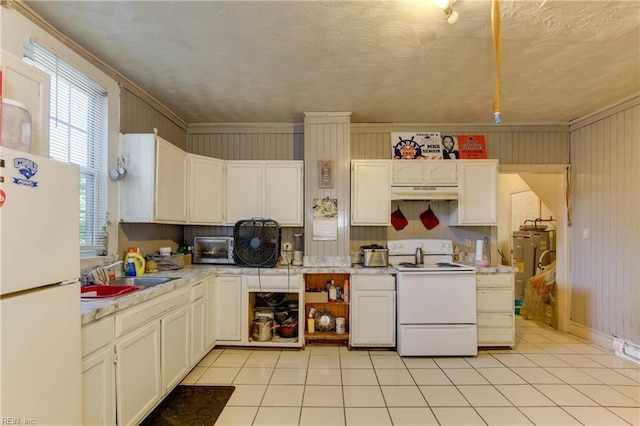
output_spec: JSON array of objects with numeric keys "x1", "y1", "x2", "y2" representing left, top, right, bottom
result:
[{"x1": 520, "y1": 261, "x2": 557, "y2": 328}]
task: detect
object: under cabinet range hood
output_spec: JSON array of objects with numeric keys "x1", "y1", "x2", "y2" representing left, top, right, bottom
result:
[{"x1": 390, "y1": 185, "x2": 459, "y2": 201}]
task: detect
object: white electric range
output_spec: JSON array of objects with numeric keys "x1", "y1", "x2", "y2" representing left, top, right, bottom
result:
[{"x1": 389, "y1": 239, "x2": 478, "y2": 357}]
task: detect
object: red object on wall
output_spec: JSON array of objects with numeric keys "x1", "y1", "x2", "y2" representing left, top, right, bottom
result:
[
  {"x1": 391, "y1": 207, "x2": 408, "y2": 231},
  {"x1": 420, "y1": 205, "x2": 439, "y2": 230}
]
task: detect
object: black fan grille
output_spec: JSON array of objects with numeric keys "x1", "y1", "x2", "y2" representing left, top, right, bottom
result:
[{"x1": 233, "y1": 219, "x2": 281, "y2": 267}]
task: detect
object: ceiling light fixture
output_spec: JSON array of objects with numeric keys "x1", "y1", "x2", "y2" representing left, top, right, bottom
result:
[{"x1": 433, "y1": 0, "x2": 459, "y2": 25}]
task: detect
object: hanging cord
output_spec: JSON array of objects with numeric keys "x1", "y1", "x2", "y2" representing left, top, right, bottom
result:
[{"x1": 492, "y1": 0, "x2": 502, "y2": 124}]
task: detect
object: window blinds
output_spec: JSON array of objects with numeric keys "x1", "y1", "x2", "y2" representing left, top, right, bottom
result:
[{"x1": 23, "y1": 41, "x2": 108, "y2": 250}]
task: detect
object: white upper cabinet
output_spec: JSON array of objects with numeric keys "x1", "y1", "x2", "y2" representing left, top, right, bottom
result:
[
  {"x1": 351, "y1": 160, "x2": 391, "y2": 226},
  {"x1": 392, "y1": 160, "x2": 457, "y2": 185},
  {"x1": 225, "y1": 162, "x2": 264, "y2": 224},
  {"x1": 156, "y1": 140, "x2": 188, "y2": 222},
  {"x1": 121, "y1": 133, "x2": 187, "y2": 223},
  {"x1": 424, "y1": 161, "x2": 457, "y2": 184},
  {"x1": 265, "y1": 161, "x2": 303, "y2": 226},
  {"x1": 188, "y1": 154, "x2": 224, "y2": 225},
  {"x1": 450, "y1": 160, "x2": 498, "y2": 226},
  {"x1": 1, "y1": 50, "x2": 50, "y2": 157},
  {"x1": 226, "y1": 161, "x2": 303, "y2": 226}
]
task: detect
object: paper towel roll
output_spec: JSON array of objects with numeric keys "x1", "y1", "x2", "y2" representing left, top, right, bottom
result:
[{"x1": 475, "y1": 240, "x2": 484, "y2": 261}]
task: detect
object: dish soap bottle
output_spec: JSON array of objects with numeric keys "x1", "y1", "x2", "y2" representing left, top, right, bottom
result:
[{"x1": 124, "y1": 256, "x2": 137, "y2": 277}]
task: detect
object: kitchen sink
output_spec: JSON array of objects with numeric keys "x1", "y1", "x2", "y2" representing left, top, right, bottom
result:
[{"x1": 108, "y1": 276, "x2": 178, "y2": 288}]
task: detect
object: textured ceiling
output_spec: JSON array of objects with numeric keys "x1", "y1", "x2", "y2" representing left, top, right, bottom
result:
[{"x1": 23, "y1": 0, "x2": 640, "y2": 124}]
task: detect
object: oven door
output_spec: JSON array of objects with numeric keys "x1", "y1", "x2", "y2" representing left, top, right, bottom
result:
[{"x1": 397, "y1": 271, "x2": 476, "y2": 324}]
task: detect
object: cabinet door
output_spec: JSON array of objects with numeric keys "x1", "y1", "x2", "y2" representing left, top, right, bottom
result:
[
  {"x1": 215, "y1": 276, "x2": 242, "y2": 341},
  {"x1": 265, "y1": 161, "x2": 303, "y2": 226},
  {"x1": 155, "y1": 137, "x2": 187, "y2": 222},
  {"x1": 82, "y1": 347, "x2": 116, "y2": 426},
  {"x1": 115, "y1": 322, "x2": 161, "y2": 426},
  {"x1": 455, "y1": 160, "x2": 498, "y2": 225},
  {"x1": 351, "y1": 290, "x2": 396, "y2": 346},
  {"x1": 392, "y1": 160, "x2": 424, "y2": 185},
  {"x1": 351, "y1": 160, "x2": 391, "y2": 225},
  {"x1": 205, "y1": 277, "x2": 217, "y2": 349},
  {"x1": 225, "y1": 162, "x2": 263, "y2": 224},
  {"x1": 1, "y1": 51, "x2": 50, "y2": 156},
  {"x1": 424, "y1": 161, "x2": 457, "y2": 184},
  {"x1": 161, "y1": 305, "x2": 191, "y2": 393},
  {"x1": 191, "y1": 297, "x2": 207, "y2": 366},
  {"x1": 188, "y1": 154, "x2": 224, "y2": 224}
]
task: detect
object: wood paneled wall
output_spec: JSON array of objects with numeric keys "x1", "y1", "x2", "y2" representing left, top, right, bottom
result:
[
  {"x1": 569, "y1": 97, "x2": 640, "y2": 344},
  {"x1": 351, "y1": 124, "x2": 570, "y2": 164},
  {"x1": 187, "y1": 124, "x2": 304, "y2": 160},
  {"x1": 303, "y1": 113, "x2": 352, "y2": 258},
  {"x1": 120, "y1": 87, "x2": 187, "y2": 149},
  {"x1": 183, "y1": 122, "x2": 569, "y2": 256}
]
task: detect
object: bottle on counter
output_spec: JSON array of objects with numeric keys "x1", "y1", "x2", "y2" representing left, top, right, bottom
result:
[
  {"x1": 328, "y1": 280, "x2": 337, "y2": 302},
  {"x1": 343, "y1": 278, "x2": 350, "y2": 303},
  {"x1": 124, "y1": 256, "x2": 137, "y2": 277}
]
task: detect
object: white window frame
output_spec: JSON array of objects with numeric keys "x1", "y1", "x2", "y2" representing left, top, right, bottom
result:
[{"x1": 23, "y1": 41, "x2": 109, "y2": 255}]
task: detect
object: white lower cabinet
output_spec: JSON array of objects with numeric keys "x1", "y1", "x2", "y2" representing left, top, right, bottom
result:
[
  {"x1": 161, "y1": 305, "x2": 191, "y2": 393},
  {"x1": 205, "y1": 277, "x2": 217, "y2": 349},
  {"x1": 115, "y1": 321, "x2": 162, "y2": 426},
  {"x1": 350, "y1": 275, "x2": 396, "y2": 347},
  {"x1": 214, "y1": 275, "x2": 243, "y2": 342},
  {"x1": 81, "y1": 347, "x2": 116, "y2": 426},
  {"x1": 113, "y1": 287, "x2": 192, "y2": 425},
  {"x1": 476, "y1": 273, "x2": 515, "y2": 347},
  {"x1": 81, "y1": 316, "x2": 116, "y2": 426},
  {"x1": 191, "y1": 282, "x2": 207, "y2": 365}
]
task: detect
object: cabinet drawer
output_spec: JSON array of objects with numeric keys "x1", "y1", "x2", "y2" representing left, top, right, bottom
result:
[
  {"x1": 115, "y1": 288, "x2": 190, "y2": 338},
  {"x1": 191, "y1": 281, "x2": 205, "y2": 301},
  {"x1": 477, "y1": 313, "x2": 513, "y2": 328},
  {"x1": 476, "y1": 273, "x2": 514, "y2": 289},
  {"x1": 82, "y1": 317, "x2": 115, "y2": 357},
  {"x1": 477, "y1": 290, "x2": 513, "y2": 312},
  {"x1": 245, "y1": 274, "x2": 302, "y2": 291},
  {"x1": 351, "y1": 275, "x2": 395, "y2": 291},
  {"x1": 478, "y1": 328, "x2": 515, "y2": 346}
]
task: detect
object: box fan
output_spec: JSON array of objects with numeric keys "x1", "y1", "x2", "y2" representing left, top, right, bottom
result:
[{"x1": 233, "y1": 218, "x2": 281, "y2": 268}]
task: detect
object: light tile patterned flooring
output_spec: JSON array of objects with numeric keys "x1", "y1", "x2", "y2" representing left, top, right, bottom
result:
[{"x1": 181, "y1": 317, "x2": 640, "y2": 425}]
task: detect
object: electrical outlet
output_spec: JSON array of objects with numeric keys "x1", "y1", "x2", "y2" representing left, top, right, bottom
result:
[{"x1": 465, "y1": 239, "x2": 472, "y2": 248}]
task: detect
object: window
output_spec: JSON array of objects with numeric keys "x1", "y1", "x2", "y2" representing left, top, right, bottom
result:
[{"x1": 23, "y1": 41, "x2": 108, "y2": 253}]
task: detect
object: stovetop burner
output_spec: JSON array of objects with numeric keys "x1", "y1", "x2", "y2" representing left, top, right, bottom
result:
[{"x1": 398, "y1": 262, "x2": 463, "y2": 268}]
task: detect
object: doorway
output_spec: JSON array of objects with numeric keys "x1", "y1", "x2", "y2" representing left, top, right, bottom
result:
[{"x1": 497, "y1": 165, "x2": 569, "y2": 332}]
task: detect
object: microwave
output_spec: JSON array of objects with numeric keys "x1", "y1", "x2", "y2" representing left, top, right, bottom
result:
[{"x1": 193, "y1": 236, "x2": 235, "y2": 264}]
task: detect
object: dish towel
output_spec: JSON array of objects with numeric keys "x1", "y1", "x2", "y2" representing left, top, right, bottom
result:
[
  {"x1": 391, "y1": 207, "x2": 408, "y2": 231},
  {"x1": 420, "y1": 205, "x2": 439, "y2": 230}
]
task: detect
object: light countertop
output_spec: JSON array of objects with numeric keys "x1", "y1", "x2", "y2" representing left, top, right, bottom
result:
[{"x1": 80, "y1": 264, "x2": 396, "y2": 325}]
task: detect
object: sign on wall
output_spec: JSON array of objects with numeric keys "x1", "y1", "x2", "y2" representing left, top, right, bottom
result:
[{"x1": 391, "y1": 132, "x2": 443, "y2": 160}]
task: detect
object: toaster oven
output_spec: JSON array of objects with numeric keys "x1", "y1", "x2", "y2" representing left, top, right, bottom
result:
[{"x1": 193, "y1": 236, "x2": 234, "y2": 264}]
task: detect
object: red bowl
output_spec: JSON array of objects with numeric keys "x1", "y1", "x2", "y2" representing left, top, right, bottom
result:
[{"x1": 278, "y1": 324, "x2": 298, "y2": 338}]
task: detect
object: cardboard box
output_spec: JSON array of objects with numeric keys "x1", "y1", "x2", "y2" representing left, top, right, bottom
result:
[{"x1": 305, "y1": 291, "x2": 328, "y2": 303}]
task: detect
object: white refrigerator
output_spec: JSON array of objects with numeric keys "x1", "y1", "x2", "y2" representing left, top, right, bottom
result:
[{"x1": 0, "y1": 146, "x2": 81, "y2": 424}]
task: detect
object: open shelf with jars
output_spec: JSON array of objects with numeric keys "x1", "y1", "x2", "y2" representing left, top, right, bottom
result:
[{"x1": 303, "y1": 273, "x2": 350, "y2": 345}]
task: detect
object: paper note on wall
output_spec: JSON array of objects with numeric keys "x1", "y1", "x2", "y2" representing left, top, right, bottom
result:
[{"x1": 312, "y1": 197, "x2": 338, "y2": 241}]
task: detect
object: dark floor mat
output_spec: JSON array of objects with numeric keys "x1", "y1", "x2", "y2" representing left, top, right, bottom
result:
[{"x1": 141, "y1": 385, "x2": 235, "y2": 426}]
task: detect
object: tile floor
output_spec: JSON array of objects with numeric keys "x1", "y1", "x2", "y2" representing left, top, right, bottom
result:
[{"x1": 181, "y1": 317, "x2": 640, "y2": 425}]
